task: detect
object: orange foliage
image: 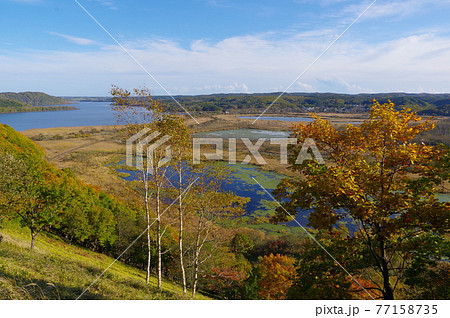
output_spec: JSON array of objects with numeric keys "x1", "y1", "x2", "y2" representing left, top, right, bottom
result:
[{"x1": 258, "y1": 253, "x2": 297, "y2": 300}]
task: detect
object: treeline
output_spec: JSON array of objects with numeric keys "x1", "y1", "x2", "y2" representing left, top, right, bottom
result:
[
  {"x1": 59, "y1": 92, "x2": 450, "y2": 116},
  {"x1": 155, "y1": 92, "x2": 450, "y2": 115},
  {"x1": 0, "y1": 105, "x2": 77, "y2": 113}
]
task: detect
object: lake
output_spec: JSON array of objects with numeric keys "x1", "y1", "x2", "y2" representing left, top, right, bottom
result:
[{"x1": 0, "y1": 102, "x2": 117, "y2": 131}]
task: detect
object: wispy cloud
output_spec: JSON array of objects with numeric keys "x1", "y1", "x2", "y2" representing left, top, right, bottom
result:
[
  {"x1": 2, "y1": 29, "x2": 450, "y2": 95},
  {"x1": 90, "y1": 0, "x2": 118, "y2": 10},
  {"x1": 341, "y1": 0, "x2": 450, "y2": 20},
  {"x1": 46, "y1": 32, "x2": 98, "y2": 46}
]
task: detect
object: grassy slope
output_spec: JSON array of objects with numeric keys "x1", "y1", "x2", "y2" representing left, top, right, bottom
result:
[{"x1": 0, "y1": 222, "x2": 210, "y2": 300}]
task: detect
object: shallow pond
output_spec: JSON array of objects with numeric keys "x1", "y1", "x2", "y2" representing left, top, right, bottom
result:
[{"x1": 115, "y1": 162, "x2": 311, "y2": 233}]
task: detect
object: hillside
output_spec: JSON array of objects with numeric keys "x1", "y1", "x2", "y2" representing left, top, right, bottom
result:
[
  {"x1": 0, "y1": 123, "x2": 209, "y2": 300},
  {"x1": 0, "y1": 221, "x2": 206, "y2": 300},
  {"x1": 0, "y1": 92, "x2": 75, "y2": 113},
  {"x1": 0, "y1": 92, "x2": 69, "y2": 106}
]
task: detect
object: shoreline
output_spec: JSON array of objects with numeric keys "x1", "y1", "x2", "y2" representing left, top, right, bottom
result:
[{"x1": 0, "y1": 106, "x2": 78, "y2": 115}]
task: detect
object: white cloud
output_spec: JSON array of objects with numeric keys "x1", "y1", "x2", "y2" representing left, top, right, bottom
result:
[
  {"x1": 341, "y1": 0, "x2": 450, "y2": 20},
  {"x1": 297, "y1": 82, "x2": 315, "y2": 92},
  {"x1": 46, "y1": 32, "x2": 98, "y2": 46},
  {"x1": 1, "y1": 30, "x2": 450, "y2": 95}
]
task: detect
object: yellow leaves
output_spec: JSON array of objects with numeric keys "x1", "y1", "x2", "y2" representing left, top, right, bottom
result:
[{"x1": 258, "y1": 253, "x2": 298, "y2": 300}]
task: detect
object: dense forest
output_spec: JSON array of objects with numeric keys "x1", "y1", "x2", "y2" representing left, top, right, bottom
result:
[{"x1": 0, "y1": 92, "x2": 75, "y2": 113}]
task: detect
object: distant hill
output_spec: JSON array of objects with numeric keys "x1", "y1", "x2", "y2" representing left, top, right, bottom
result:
[
  {"x1": 0, "y1": 91, "x2": 69, "y2": 106},
  {"x1": 0, "y1": 92, "x2": 75, "y2": 113},
  {"x1": 156, "y1": 92, "x2": 450, "y2": 116}
]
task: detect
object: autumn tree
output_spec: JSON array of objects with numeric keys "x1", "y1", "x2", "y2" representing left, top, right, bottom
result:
[
  {"x1": 287, "y1": 229, "x2": 381, "y2": 300},
  {"x1": 273, "y1": 101, "x2": 449, "y2": 299},
  {"x1": 258, "y1": 253, "x2": 297, "y2": 300}
]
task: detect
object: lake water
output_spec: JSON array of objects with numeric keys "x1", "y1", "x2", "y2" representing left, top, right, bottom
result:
[
  {"x1": 0, "y1": 102, "x2": 117, "y2": 131},
  {"x1": 194, "y1": 129, "x2": 290, "y2": 139},
  {"x1": 239, "y1": 116, "x2": 313, "y2": 122}
]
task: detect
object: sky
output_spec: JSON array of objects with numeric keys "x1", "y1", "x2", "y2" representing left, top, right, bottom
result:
[{"x1": 1, "y1": 0, "x2": 450, "y2": 96}]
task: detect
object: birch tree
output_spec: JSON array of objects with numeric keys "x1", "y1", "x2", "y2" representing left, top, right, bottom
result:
[{"x1": 111, "y1": 86, "x2": 192, "y2": 290}]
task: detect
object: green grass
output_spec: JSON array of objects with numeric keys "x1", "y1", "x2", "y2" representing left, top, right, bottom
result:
[{"x1": 0, "y1": 222, "x2": 210, "y2": 300}]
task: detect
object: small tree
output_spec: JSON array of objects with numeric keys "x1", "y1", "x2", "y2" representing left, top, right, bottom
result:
[
  {"x1": 0, "y1": 153, "x2": 66, "y2": 249},
  {"x1": 230, "y1": 233, "x2": 254, "y2": 254},
  {"x1": 258, "y1": 253, "x2": 297, "y2": 300}
]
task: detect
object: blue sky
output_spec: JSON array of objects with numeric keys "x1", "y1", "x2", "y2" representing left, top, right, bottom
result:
[{"x1": 1, "y1": 0, "x2": 450, "y2": 96}]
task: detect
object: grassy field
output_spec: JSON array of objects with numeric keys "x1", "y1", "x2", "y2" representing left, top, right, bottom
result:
[{"x1": 0, "y1": 221, "x2": 210, "y2": 300}]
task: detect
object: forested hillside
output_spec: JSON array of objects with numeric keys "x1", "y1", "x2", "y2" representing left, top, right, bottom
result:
[
  {"x1": 0, "y1": 92, "x2": 68, "y2": 106},
  {"x1": 0, "y1": 92, "x2": 74, "y2": 113},
  {"x1": 0, "y1": 124, "x2": 185, "y2": 299}
]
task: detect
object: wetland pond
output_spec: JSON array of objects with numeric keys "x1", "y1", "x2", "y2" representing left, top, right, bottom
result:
[
  {"x1": 116, "y1": 159, "x2": 450, "y2": 234},
  {"x1": 116, "y1": 162, "x2": 313, "y2": 234}
]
